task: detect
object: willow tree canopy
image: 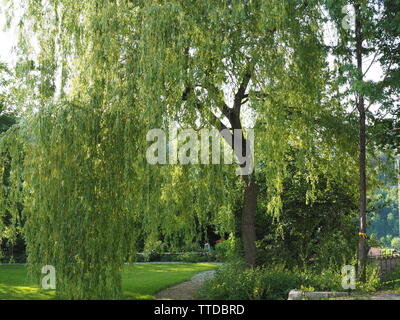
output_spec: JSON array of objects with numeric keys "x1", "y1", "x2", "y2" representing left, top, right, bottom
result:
[{"x1": 0, "y1": 0, "x2": 358, "y2": 298}]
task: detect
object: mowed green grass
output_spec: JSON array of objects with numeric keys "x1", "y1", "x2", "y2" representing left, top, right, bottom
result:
[{"x1": 0, "y1": 263, "x2": 217, "y2": 300}]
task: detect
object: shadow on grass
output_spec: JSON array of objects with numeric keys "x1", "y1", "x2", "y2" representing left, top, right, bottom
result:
[{"x1": 0, "y1": 284, "x2": 55, "y2": 300}]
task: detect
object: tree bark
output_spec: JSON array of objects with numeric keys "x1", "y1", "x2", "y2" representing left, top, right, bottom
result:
[
  {"x1": 241, "y1": 175, "x2": 258, "y2": 266},
  {"x1": 355, "y1": 2, "x2": 367, "y2": 282},
  {"x1": 358, "y1": 104, "x2": 367, "y2": 282}
]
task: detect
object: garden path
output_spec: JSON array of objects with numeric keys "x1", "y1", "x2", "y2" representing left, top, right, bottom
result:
[{"x1": 155, "y1": 270, "x2": 216, "y2": 300}]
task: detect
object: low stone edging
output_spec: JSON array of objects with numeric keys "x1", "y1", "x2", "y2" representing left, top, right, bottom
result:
[{"x1": 288, "y1": 290, "x2": 349, "y2": 300}]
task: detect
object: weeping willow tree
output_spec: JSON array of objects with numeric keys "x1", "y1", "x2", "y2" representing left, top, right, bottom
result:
[
  {"x1": 0, "y1": 0, "x2": 359, "y2": 299},
  {"x1": 135, "y1": 0, "x2": 359, "y2": 265}
]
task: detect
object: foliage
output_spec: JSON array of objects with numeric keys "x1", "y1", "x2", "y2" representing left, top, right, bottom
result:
[
  {"x1": 5, "y1": 0, "x2": 398, "y2": 298},
  {"x1": 255, "y1": 158, "x2": 359, "y2": 270},
  {"x1": 0, "y1": 0, "x2": 356, "y2": 299},
  {"x1": 214, "y1": 235, "x2": 241, "y2": 262},
  {"x1": 135, "y1": 252, "x2": 216, "y2": 263},
  {"x1": 172, "y1": 252, "x2": 214, "y2": 263},
  {"x1": 0, "y1": 62, "x2": 16, "y2": 133},
  {"x1": 142, "y1": 239, "x2": 164, "y2": 262},
  {"x1": 198, "y1": 261, "x2": 385, "y2": 300},
  {"x1": 381, "y1": 248, "x2": 396, "y2": 257},
  {"x1": 368, "y1": 153, "x2": 399, "y2": 246},
  {"x1": 356, "y1": 265, "x2": 381, "y2": 292},
  {"x1": 0, "y1": 61, "x2": 19, "y2": 263},
  {"x1": 197, "y1": 262, "x2": 345, "y2": 300},
  {"x1": 324, "y1": 0, "x2": 399, "y2": 128},
  {"x1": 139, "y1": 240, "x2": 218, "y2": 263},
  {"x1": 323, "y1": 0, "x2": 400, "y2": 281},
  {"x1": 391, "y1": 238, "x2": 400, "y2": 250},
  {"x1": 372, "y1": 0, "x2": 400, "y2": 152}
]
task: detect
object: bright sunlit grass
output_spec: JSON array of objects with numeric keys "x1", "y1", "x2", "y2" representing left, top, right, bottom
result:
[{"x1": 0, "y1": 263, "x2": 218, "y2": 300}]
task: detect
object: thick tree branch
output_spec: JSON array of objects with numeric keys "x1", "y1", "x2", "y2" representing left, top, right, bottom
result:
[
  {"x1": 233, "y1": 65, "x2": 253, "y2": 114},
  {"x1": 181, "y1": 85, "x2": 251, "y2": 181}
]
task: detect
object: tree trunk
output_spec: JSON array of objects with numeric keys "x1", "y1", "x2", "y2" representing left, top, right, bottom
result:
[
  {"x1": 358, "y1": 106, "x2": 367, "y2": 282},
  {"x1": 241, "y1": 175, "x2": 258, "y2": 267},
  {"x1": 355, "y1": 2, "x2": 367, "y2": 282}
]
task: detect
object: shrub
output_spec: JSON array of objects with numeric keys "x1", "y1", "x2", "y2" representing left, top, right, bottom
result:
[
  {"x1": 356, "y1": 265, "x2": 381, "y2": 292},
  {"x1": 391, "y1": 237, "x2": 400, "y2": 250},
  {"x1": 300, "y1": 268, "x2": 343, "y2": 292},
  {"x1": 382, "y1": 248, "x2": 395, "y2": 257},
  {"x1": 198, "y1": 262, "x2": 345, "y2": 300},
  {"x1": 214, "y1": 235, "x2": 240, "y2": 262},
  {"x1": 159, "y1": 253, "x2": 179, "y2": 262},
  {"x1": 135, "y1": 253, "x2": 145, "y2": 262},
  {"x1": 177, "y1": 252, "x2": 213, "y2": 263},
  {"x1": 143, "y1": 240, "x2": 163, "y2": 262},
  {"x1": 197, "y1": 262, "x2": 264, "y2": 300},
  {"x1": 135, "y1": 251, "x2": 216, "y2": 263}
]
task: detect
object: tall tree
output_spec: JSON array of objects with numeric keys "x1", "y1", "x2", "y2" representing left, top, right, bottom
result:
[
  {"x1": 324, "y1": 0, "x2": 400, "y2": 281},
  {"x1": 136, "y1": 0, "x2": 352, "y2": 266},
  {"x1": 354, "y1": 0, "x2": 368, "y2": 283},
  {"x1": 1, "y1": 0, "x2": 357, "y2": 298}
]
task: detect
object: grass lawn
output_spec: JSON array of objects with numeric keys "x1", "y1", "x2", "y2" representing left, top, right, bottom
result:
[{"x1": 0, "y1": 263, "x2": 218, "y2": 300}]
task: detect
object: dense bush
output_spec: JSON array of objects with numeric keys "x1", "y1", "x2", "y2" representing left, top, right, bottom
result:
[
  {"x1": 136, "y1": 238, "x2": 224, "y2": 263},
  {"x1": 197, "y1": 262, "x2": 345, "y2": 300},
  {"x1": 195, "y1": 152, "x2": 362, "y2": 272},
  {"x1": 356, "y1": 265, "x2": 381, "y2": 292},
  {"x1": 0, "y1": 231, "x2": 26, "y2": 263},
  {"x1": 391, "y1": 237, "x2": 400, "y2": 250},
  {"x1": 135, "y1": 251, "x2": 217, "y2": 263},
  {"x1": 214, "y1": 236, "x2": 240, "y2": 262},
  {"x1": 254, "y1": 158, "x2": 359, "y2": 270},
  {"x1": 142, "y1": 240, "x2": 164, "y2": 262},
  {"x1": 175, "y1": 252, "x2": 215, "y2": 263}
]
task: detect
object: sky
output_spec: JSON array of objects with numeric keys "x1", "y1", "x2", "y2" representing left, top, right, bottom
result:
[
  {"x1": 0, "y1": 3, "x2": 19, "y2": 66},
  {"x1": 0, "y1": 22, "x2": 16, "y2": 65}
]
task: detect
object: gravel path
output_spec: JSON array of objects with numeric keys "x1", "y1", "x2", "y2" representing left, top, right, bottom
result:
[{"x1": 155, "y1": 270, "x2": 216, "y2": 300}]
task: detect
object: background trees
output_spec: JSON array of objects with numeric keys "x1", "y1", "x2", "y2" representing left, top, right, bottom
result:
[
  {"x1": 0, "y1": 62, "x2": 15, "y2": 133},
  {"x1": 0, "y1": 61, "x2": 20, "y2": 263},
  {"x1": 369, "y1": 155, "x2": 399, "y2": 246}
]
